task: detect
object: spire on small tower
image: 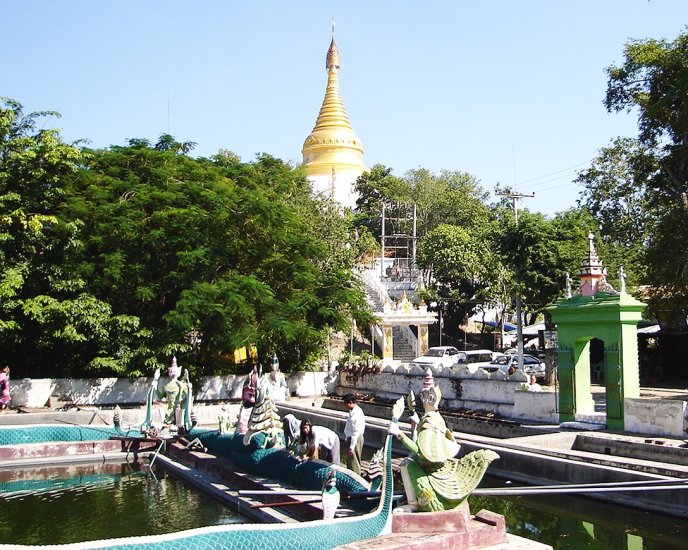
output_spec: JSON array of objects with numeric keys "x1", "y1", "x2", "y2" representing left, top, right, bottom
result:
[{"x1": 578, "y1": 232, "x2": 607, "y2": 296}]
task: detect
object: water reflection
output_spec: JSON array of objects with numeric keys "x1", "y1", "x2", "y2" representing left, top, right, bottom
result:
[
  {"x1": 0, "y1": 461, "x2": 244, "y2": 545},
  {"x1": 469, "y1": 477, "x2": 688, "y2": 549}
]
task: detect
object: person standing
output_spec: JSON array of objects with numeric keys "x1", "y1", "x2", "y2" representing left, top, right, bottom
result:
[
  {"x1": 282, "y1": 414, "x2": 301, "y2": 451},
  {"x1": 343, "y1": 393, "x2": 366, "y2": 475},
  {"x1": 0, "y1": 366, "x2": 9, "y2": 411}
]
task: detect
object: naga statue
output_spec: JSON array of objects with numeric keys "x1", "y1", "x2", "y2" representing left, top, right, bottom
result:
[
  {"x1": 388, "y1": 368, "x2": 498, "y2": 512},
  {"x1": 156, "y1": 356, "x2": 190, "y2": 428},
  {"x1": 242, "y1": 366, "x2": 283, "y2": 448},
  {"x1": 198, "y1": 363, "x2": 376, "y2": 503},
  {"x1": 113, "y1": 356, "x2": 195, "y2": 437}
]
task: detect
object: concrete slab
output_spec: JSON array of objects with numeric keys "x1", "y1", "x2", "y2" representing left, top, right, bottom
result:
[{"x1": 336, "y1": 530, "x2": 550, "y2": 549}]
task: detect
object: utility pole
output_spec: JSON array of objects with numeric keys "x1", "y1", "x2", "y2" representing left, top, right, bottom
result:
[
  {"x1": 380, "y1": 202, "x2": 386, "y2": 280},
  {"x1": 496, "y1": 191, "x2": 534, "y2": 371},
  {"x1": 495, "y1": 192, "x2": 534, "y2": 224}
]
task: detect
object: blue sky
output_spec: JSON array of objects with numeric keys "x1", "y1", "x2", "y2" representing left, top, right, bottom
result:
[{"x1": 3, "y1": 1, "x2": 684, "y2": 215}]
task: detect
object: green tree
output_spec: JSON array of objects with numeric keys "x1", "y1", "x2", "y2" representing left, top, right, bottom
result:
[
  {"x1": 576, "y1": 137, "x2": 656, "y2": 286},
  {"x1": 68, "y1": 144, "x2": 372, "y2": 374},
  {"x1": 406, "y1": 168, "x2": 490, "y2": 237},
  {"x1": 491, "y1": 209, "x2": 598, "y2": 325},
  {"x1": 154, "y1": 133, "x2": 197, "y2": 154},
  {"x1": 587, "y1": 29, "x2": 688, "y2": 327},
  {"x1": 416, "y1": 224, "x2": 492, "y2": 327},
  {"x1": 0, "y1": 98, "x2": 150, "y2": 377},
  {"x1": 354, "y1": 164, "x2": 409, "y2": 239}
]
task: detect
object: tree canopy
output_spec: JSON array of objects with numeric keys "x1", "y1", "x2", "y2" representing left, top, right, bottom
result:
[
  {"x1": 7, "y1": 25, "x2": 688, "y2": 379},
  {"x1": 1, "y1": 99, "x2": 372, "y2": 377},
  {"x1": 580, "y1": 28, "x2": 688, "y2": 327}
]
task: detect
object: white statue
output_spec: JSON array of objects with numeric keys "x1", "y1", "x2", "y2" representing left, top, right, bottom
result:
[
  {"x1": 619, "y1": 265, "x2": 627, "y2": 294},
  {"x1": 269, "y1": 353, "x2": 288, "y2": 402}
]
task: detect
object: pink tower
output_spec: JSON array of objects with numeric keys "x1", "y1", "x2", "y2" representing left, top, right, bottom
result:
[{"x1": 578, "y1": 232, "x2": 607, "y2": 296}]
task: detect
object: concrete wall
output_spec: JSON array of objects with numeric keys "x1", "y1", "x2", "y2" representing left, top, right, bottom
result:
[
  {"x1": 512, "y1": 389, "x2": 559, "y2": 423},
  {"x1": 625, "y1": 397, "x2": 688, "y2": 437},
  {"x1": 8, "y1": 371, "x2": 339, "y2": 408},
  {"x1": 9, "y1": 370, "x2": 688, "y2": 438},
  {"x1": 336, "y1": 365, "x2": 560, "y2": 424},
  {"x1": 0, "y1": 403, "x2": 243, "y2": 429}
]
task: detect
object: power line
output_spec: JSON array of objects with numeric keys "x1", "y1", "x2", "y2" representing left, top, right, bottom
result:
[
  {"x1": 514, "y1": 160, "x2": 591, "y2": 187},
  {"x1": 518, "y1": 171, "x2": 580, "y2": 190},
  {"x1": 532, "y1": 181, "x2": 579, "y2": 193}
]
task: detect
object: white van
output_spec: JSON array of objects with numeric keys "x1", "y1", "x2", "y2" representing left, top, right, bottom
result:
[{"x1": 451, "y1": 349, "x2": 501, "y2": 373}]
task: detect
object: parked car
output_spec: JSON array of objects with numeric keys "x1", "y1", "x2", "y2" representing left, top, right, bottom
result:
[
  {"x1": 462, "y1": 349, "x2": 500, "y2": 365},
  {"x1": 480, "y1": 354, "x2": 546, "y2": 379},
  {"x1": 411, "y1": 346, "x2": 462, "y2": 370}
]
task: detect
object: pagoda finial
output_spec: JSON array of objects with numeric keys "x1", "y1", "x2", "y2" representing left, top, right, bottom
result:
[
  {"x1": 302, "y1": 22, "x2": 366, "y2": 209},
  {"x1": 578, "y1": 232, "x2": 607, "y2": 296},
  {"x1": 326, "y1": 31, "x2": 340, "y2": 70},
  {"x1": 587, "y1": 231, "x2": 598, "y2": 259}
]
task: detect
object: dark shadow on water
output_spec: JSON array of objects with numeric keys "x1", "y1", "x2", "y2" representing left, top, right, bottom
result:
[{"x1": 469, "y1": 476, "x2": 688, "y2": 549}]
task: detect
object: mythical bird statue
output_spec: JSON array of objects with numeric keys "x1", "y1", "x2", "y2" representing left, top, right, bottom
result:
[{"x1": 388, "y1": 368, "x2": 499, "y2": 512}]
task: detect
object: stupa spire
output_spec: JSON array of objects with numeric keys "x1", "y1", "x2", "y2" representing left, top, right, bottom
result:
[
  {"x1": 326, "y1": 19, "x2": 340, "y2": 69},
  {"x1": 302, "y1": 22, "x2": 366, "y2": 209}
]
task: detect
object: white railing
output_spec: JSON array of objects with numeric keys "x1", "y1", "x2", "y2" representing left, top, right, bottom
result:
[
  {"x1": 400, "y1": 325, "x2": 419, "y2": 356},
  {"x1": 371, "y1": 323, "x2": 385, "y2": 355},
  {"x1": 362, "y1": 268, "x2": 391, "y2": 309}
]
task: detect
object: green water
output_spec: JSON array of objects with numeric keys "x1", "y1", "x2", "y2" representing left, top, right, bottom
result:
[
  {"x1": 469, "y1": 478, "x2": 688, "y2": 549},
  {"x1": 3, "y1": 457, "x2": 688, "y2": 549},
  {"x1": 0, "y1": 461, "x2": 245, "y2": 545}
]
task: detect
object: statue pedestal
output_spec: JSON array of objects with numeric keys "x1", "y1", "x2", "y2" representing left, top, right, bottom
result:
[
  {"x1": 337, "y1": 503, "x2": 511, "y2": 549},
  {"x1": 390, "y1": 502, "x2": 507, "y2": 549}
]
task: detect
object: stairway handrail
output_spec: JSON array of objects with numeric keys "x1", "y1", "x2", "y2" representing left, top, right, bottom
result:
[{"x1": 362, "y1": 269, "x2": 391, "y2": 311}]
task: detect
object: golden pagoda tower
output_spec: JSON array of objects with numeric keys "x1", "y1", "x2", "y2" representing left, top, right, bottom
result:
[{"x1": 302, "y1": 22, "x2": 367, "y2": 209}]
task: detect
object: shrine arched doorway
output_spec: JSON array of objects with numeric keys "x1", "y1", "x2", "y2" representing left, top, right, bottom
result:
[
  {"x1": 549, "y1": 296, "x2": 643, "y2": 430},
  {"x1": 378, "y1": 295, "x2": 438, "y2": 366}
]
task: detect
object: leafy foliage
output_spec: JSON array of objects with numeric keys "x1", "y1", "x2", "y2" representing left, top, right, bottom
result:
[
  {"x1": 416, "y1": 224, "x2": 492, "y2": 325},
  {"x1": 576, "y1": 137, "x2": 656, "y2": 286},
  {"x1": 489, "y1": 209, "x2": 599, "y2": 325},
  {"x1": 354, "y1": 164, "x2": 409, "y2": 239},
  {"x1": 406, "y1": 168, "x2": 490, "y2": 237},
  {"x1": 0, "y1": 98, "x2": 151, "y2": 377},
  {"x1": 65, "y1": 145, "x2": 371, "y2": 374},
  {"x1": 586, "y1": 29, "x2": 688, "y2": 326},
  {"x1": 1, "y1": 98, "x2": 372, "y2": 376}
]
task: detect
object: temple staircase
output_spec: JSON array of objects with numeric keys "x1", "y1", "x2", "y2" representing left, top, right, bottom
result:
[
  {"x1": 361, "y1": 269, "x2": 418, "y2": 363},
  {"x1": 392, "y1": 326, "x2": 416, "y2": 362}
]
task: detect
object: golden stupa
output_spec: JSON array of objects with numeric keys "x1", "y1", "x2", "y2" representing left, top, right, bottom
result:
[{"x1": 302, "y1": 25, "x2": 366, "y2": 208}]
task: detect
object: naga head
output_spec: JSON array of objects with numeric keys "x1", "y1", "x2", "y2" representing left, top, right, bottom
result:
[
  {"x1": 419, "y1": 368, "x2": 441, "y2": 412},
  {"x1": 322, "y1": 468, "x2": 337, "y2": 492},
  {"x1": 168, "y1": 356, "x2": 181, "y2": 380}
]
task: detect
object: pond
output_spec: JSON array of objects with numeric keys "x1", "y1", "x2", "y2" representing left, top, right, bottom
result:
[
  {"x1": 469, "y1": 477, "x2": 688, "y2": 550},
  {"x1": 3, "y1": 443, "x2": 688, "y2": 549},
  {"x1": 0, "y1": 460, "x2": 246, "y2": 546}
]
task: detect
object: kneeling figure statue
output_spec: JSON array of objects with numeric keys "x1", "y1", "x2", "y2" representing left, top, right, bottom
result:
[{"x1": 388, "y1": 368, "x2": 499, "y2": 512}]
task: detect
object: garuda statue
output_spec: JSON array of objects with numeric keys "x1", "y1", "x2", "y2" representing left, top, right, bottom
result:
[{"x1": 388, "y1": 368, "x2": 498, "y2": 512}]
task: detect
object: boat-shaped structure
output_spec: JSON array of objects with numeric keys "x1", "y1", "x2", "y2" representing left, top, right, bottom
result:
[{"x1": 0, "y1": 420, "x2": 394, "y2": 550}]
